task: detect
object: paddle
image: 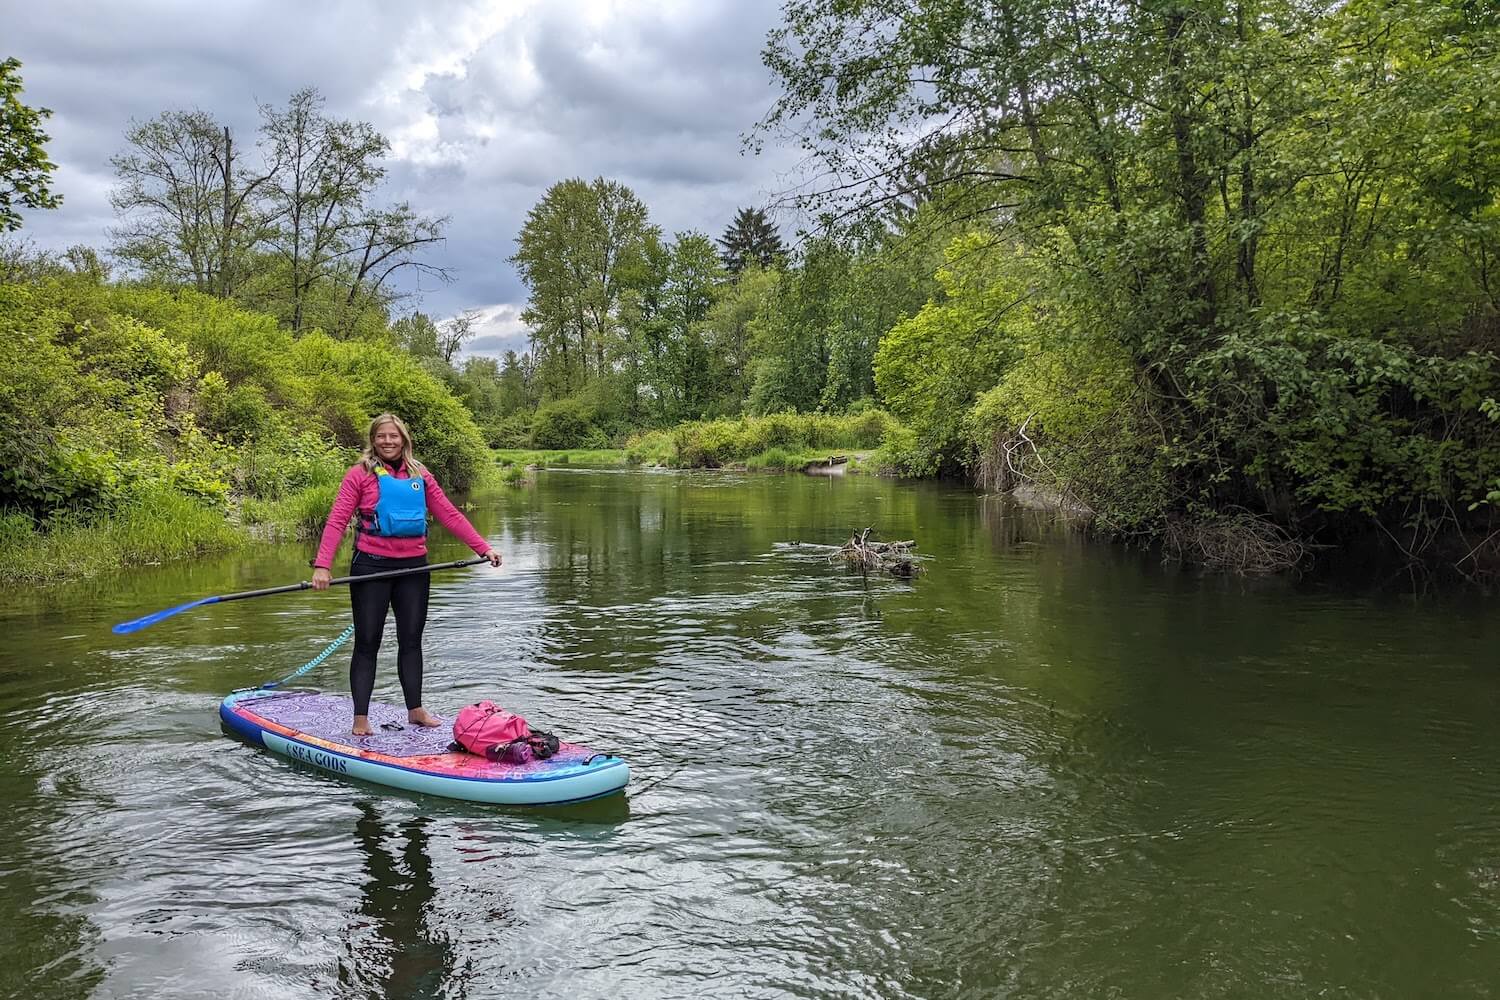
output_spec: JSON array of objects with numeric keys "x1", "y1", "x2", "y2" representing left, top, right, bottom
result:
[{"x1": 111, "y1": 556, "x2": 491, "y2": 635}]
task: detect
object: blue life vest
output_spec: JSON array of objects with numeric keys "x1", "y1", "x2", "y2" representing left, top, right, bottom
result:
[{"x1": 361, "y1": 464, "x2": 428, "y2": 537}]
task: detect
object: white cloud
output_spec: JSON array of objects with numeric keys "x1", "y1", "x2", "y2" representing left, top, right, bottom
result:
[
  {"x1": 450, "y1": 302, "x2": 530, "y2": 361},
  {"x1": 8, "y1": 0, "x2": 801, "y2": 337}
]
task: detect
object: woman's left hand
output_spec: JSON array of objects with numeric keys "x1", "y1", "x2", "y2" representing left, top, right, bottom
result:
[{"x1": 483, "y1": 549, "x2": 502, "y2": 567}]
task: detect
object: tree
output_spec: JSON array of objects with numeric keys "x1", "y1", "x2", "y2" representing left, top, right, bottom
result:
[
  {"x1": 340, "y1": 203, "x2": 448, "y2": 333},
  {"x1": 0, "y1": 58, "x2": 62, "y2": 231},
  {"x1": 439, "y1": 309, "x2": 481, "y2": 364},
  {"x1": 109, "y1": 110, "x2": 274, "y2": 295},
  {"x1": 107, "y1": 88, "x2": 446, "y2": 332},
  {"x1": 699, "y1": 265, "x2": 778, "y2": 414},
  {"x1": 746, "y1": 238, "x2": 848, "y2": 414},
  {"x1": 511, "y1": 177, "x2": 655, "y2": 398},
  {"x1": 63, "y1": 245, "x2": 110, "y2": 284},
  {"x1": 495, "y1": 350, "x2": 530, "y2": 416},
  {"x1": 760, "y1": 0, "x2": 1500, "y2": 566},
  {"x1": 717, "y1": 207, "x2": 783, "y2": 273},
  {"x1": 391, "y1": 311, "x2": 441, "y2": 357},
  {"x1": 644, "y1": 232, "x2": 725, "y2": 422},
  {"x1": 259, "y1": 88, "x2": 388, "y2": 333}
]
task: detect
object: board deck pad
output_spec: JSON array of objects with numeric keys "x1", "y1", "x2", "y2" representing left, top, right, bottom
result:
[
  {"x1": 244, "y1": 691, "x2": 467, "y2": 758},
  {"x1": 221, "y1": 690, "x2": 629, "y2": 804}
]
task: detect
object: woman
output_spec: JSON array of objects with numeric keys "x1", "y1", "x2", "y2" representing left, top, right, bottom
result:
[{"x1": 312, "y1": 413, "x2": 501, "y2": 736}]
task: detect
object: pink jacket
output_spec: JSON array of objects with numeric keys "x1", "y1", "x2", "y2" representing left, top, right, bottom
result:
[{"x1": 314, "y1": 461, "x2": 490, "y2": 568}]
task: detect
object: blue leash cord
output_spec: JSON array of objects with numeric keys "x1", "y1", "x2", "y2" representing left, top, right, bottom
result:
[{"x1": 259, "y1": 624, "x2": 357, "y2": 690}]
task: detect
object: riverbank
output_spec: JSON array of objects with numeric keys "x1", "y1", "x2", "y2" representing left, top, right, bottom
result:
[
  {"x1": 624, "y1": 410, "x2": 902, "y2": 472},
  {"x1": 1, "y1": 278, "x2": 493, "y2": 587},
  {"x1": 0, "y1": 481, "x2": 343, "y2": 587}
]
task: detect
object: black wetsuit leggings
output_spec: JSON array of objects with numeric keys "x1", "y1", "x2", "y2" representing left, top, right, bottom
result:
[{"x1": 348, "y1": 551, "x2": 430, "y2": 716}]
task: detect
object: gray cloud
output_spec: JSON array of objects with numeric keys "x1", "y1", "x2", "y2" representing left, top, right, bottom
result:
[{"x1": 8, "y1": 0, "x2": 800, "y2": 331}]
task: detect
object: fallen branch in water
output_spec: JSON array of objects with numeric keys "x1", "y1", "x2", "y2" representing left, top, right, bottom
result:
[
  {"x1": 832, "y1": 527, "x2": 922, "y2": 577},
  {"x1": 1160, "y1": 509, "x2": 1307, "y2": 574}
]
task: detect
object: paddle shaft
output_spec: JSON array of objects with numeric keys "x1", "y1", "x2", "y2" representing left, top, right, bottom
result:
[
  {"x1": 217, "y1": 556, "x2": 491, "y2": 603},
  {"x1": 111, "y1": 556, "x2": 491, "y2": 634},
  {"x1": 298, "y1": 554, "x2": 492, "y2": 593}
]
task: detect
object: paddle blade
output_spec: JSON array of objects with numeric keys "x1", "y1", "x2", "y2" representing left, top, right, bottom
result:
[{"x1": 111, "y1": 596, "x2": 218, "y2": 635}]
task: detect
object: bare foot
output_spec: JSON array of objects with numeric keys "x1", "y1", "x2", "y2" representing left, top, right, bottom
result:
[
  {"x1": 352, "y1": 715, "x2": 375, "y2": 737},
  {"x1": 408, "y1": 707, "x2": 443, "y2": 728}
]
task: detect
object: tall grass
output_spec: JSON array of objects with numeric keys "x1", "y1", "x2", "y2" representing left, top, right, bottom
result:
[
  {"x1": 240, "y1": 482, "x2": 341, "y2": 541},
  {"x1": 0, "y1": 486, "x2": 245, "y2": 585},
  {"x1": 744, "y1": 446, "x2": 806, "y2": 472}
]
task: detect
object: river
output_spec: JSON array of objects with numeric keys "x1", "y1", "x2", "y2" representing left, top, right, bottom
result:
[{"x1": 2, "y1": 468, "x2": 1498, "y2": 999}]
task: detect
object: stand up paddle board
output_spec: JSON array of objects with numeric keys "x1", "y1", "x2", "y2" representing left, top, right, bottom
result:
[{"x1": 220, "y1": 689, "x2": 629, "y2": 805}]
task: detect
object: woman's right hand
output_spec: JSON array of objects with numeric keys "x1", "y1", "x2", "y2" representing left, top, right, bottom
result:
[{"x1": 311, "y1": 567, "x2": 332, "y2": 591}]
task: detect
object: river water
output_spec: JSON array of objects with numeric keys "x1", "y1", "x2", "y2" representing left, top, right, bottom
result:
[{"x1": 2, "y1": 469, "x2": 1498, "y2": 999}]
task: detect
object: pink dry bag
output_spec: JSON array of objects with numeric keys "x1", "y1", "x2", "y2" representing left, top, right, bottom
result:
[{"x1": 452, "y1": 701, "x2": 532, "y2": 762}]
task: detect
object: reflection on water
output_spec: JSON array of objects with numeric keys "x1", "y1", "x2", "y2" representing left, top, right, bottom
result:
[
  {"x1": 343, "y1": 803, "x2": 475, "y2": 1000},
  {"x1": 2, "y1": 469, "x2": 1499, "y2": 999}
]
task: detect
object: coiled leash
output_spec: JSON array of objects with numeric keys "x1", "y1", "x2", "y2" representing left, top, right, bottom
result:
[{"x1": 258, "y1": 624, "x2": 357, "y2": 689}]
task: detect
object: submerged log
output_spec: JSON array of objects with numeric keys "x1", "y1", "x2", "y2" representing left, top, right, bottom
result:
[{"x1": 832, "y1": 527, "x2": 922, "y2": 577}]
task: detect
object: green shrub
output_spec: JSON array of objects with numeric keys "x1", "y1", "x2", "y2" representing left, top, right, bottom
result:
[
  {"x1": 0, "y1": 279, "x2": 488, "y2": 585},
  {"x1": 485, "y1": 412, "x2": 532, "y2": 449},
  {"x1": 626, "y1": 410, "x2": 900, "y2": 469},
  {"x1": 531, "y1": 397, "x2": 598, "y2": 449}
]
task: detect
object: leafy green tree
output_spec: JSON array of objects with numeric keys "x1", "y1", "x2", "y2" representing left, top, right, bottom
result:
[
  {"x1": 648, "y1": 232, "x2": 724, "y2": 422},
  {"x1": 63, "y1": 245, "x2": 110, "y2": 284},
  {"x1": 391, "y1": 311, "x2": 441, "y2": 357},
  {"x1": 873, "y1": 232, "x2": 1028, "y2": 472},
  {"x1": 717, "y1": 206, "x2": 784, "y2": 274},
  {"x1": 746, "y1": 238, "x2": 849, "y2": 414},
  {"x1": 511, "y1": 177, "x2": 656, "y2": 398},
  {"x1": 495, "y1": 350, "x2": 531, "y2": 416},
  {"x1": 0, "y1": 58, "x2": 62, "y2": 231},
  {"x1": 699, "y1": 266, "x2": 778, "y2": 414},
  {"x1": 762, "y1": 0, "x2": 1500, "y2": 565}
]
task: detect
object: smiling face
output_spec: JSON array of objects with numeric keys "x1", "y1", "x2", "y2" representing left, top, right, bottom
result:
[{"x1": 373, "y1": 421, "x2": 406, "y2": 464}]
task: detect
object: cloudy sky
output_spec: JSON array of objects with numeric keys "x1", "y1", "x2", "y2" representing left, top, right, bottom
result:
[{"x1": 8, "y1": 0, "x2": 806, "y2": 358}]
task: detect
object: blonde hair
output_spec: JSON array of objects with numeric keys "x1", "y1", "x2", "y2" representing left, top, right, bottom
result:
[{"x1": 359, "y1": 413, "x2": 425, "y2": 474}]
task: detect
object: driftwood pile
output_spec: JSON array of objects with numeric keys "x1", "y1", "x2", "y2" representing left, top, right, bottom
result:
[{"x1": 833, "y1": 528, "x2": 921, "y2": 577}]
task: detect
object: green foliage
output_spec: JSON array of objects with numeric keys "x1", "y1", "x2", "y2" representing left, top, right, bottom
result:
[
  {"x1": 530, "y1": 397, "x2": 603, "y2": 450},
  {"x1": 241, "y1": 481, "x2": 341, "y2": 540},
  {"x1": 512, "y1": 177, "x2": 655, "y2": 399},
  {"x1": 759, "y1": 0, "x2": 1500, "y2": 567},
  {"x1": 697, "y1": 265, "x2": 778, "y2": 415},
  {"x1": 1, "y1": 278, "x2": 489, "y2": 582},
  {"x1": 0, "y1": 59, "x2": 62, "y2": 231},
  {"x1": 874, "y1": 232, "x2": 1030, "y2": 473},
  {"x1": 628, "y1": 410, "x2": 899, "y2": 468},
  {"x1": 637, "y1": 231, "x2": 726, "y2": 424},
  {"x1": 0, "y1": 482, "x2": 243, "y2": 586},
  {"x1": 744, "y1": 446, "x2": 805, "y2": 472}
]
